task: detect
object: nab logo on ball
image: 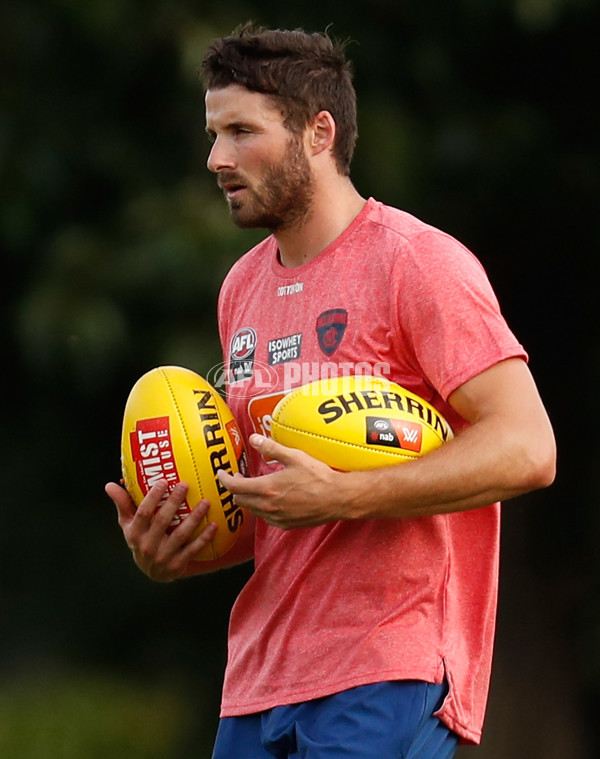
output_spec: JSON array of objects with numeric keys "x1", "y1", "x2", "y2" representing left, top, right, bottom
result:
[
  {"x1": 229, "y1": 327, "x2": 257, "y2": 383},
  {"x1": 366, "y1": 417, "x2": 423, "y2": 453}
]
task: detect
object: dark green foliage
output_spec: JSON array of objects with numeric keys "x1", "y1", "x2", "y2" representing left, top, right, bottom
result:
[{"x1": 1, "y1": 1, "x2": 598, "y2": 755}]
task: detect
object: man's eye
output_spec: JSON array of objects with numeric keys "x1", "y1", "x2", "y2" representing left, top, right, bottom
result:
[{"x1": 235, "y1": 127, "x2": 253, "y2": 136}]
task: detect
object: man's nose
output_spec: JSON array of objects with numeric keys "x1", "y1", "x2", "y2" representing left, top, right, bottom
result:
[{"x1": 207, "y1": 136, "x2": 236, "y2": 173}]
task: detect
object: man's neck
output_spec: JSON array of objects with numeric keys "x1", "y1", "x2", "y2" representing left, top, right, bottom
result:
[{"x1": 274, "y1": 180, "x2": 366, "y2": 269}]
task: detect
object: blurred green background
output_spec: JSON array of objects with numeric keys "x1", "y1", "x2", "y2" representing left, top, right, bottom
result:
[{"x1": 2, "y1": 0, "x2": 598, "y2": 756}]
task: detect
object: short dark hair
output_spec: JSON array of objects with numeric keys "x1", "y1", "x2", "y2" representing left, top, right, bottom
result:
[{"x1": 200, "y1": 24, "x2": 358, "y2": 175}]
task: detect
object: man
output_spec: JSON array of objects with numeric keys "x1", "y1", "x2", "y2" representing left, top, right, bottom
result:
[{"x1": 107, "y1": 25, "x2": 556, "y2": 759}]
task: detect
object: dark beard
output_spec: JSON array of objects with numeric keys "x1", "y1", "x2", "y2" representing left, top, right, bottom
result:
[{"x1": 228, "y1": 136, "x2": 314, "y2": 232}]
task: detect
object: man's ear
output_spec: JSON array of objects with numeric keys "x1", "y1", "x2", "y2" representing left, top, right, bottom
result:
[{"x1": 307, "y1": 110, "x2": 336, "y2": 157}]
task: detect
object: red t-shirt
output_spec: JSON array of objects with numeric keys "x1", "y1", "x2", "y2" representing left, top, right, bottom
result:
[{"x1": 217, "y1": 198, "x2": 526, "y2": 744}]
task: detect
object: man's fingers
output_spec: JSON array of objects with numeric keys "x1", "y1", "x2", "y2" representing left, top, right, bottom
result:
[
  {"x1": 105, "y1": 481, "x2": 137, "y2": 525},
  {"x1": 146, "y1": 481, "x2": 188, "y2": 529},
  {"x1": 166, "y1": 498, "x2": 213, "y2": 548},
  {"x1": 217, "y1": 435, "x2": 310, "y2": 510},
  {"x1": 217, "y1": 436, "x2": 304, "y2": 497},
  {"x1": 179, "y1": 517, "x2": 219, "y2": 558},
  {"x1": 152, "y1": 499, "x2": 218, "y2": 577},
  {"x1": 107, "y1": 474, "x2": 222, "y2": 581},
  {"x1": 249, "y1": 433, "x2": 298, "y2": 465},
  {"x1": 217, "y1": 467, "x2": 238, "y2": 492}
]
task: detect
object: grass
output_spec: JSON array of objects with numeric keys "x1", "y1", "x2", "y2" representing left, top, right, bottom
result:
[{"x1": 0, "y1": 666, "x2": 213, "y2": 759}]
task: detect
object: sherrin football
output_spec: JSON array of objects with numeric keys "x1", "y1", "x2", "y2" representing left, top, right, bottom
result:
[
  {"x1": 120, "y1": 366, "x2": 248, "y2": 561},
  {"x1": 271, "y1": 375, "x2": 453, "y2": 470}
]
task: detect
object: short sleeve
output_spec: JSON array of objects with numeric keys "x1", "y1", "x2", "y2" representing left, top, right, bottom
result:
[{"x1": 391, "y1": 230, "x2": 527, "y2": 400}]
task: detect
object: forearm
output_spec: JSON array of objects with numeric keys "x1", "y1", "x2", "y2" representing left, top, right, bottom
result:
[{"x1": 339, "y1": 409, "x2": 556, "y2": 520}]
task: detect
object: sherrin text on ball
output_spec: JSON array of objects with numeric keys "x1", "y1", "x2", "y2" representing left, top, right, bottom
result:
[{"x1": 271, "y1": 375, "x2": 453, "y2": 471}]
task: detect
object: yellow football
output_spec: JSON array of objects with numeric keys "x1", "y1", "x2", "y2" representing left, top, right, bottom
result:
[
  {"x1": 120, "y1": 366, "x2": 248, "y2": 561},
  {"x1": 271, "y1": 375, "x2": 453, "y2": 470}
]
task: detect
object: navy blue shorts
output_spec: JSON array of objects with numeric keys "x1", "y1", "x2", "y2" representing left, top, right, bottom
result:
[{"x1": 212, "y1": 681, "x2": 459, "y2": 759}]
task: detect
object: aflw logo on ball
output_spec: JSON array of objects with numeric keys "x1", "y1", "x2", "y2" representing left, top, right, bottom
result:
[{"x1": 366, "y1": 416, "x2": 423, "y2": 452}]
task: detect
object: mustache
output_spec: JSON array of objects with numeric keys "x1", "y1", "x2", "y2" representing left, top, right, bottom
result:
[{"x1": 217, "y1": 172, "x2": 248, "y2": 190}]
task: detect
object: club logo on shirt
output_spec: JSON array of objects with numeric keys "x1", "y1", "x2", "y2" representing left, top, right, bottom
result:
[
  {"x1": 268, "y1": 333, "x2": 302, "y2": 365},
  {"x1": 365, "y1": 417, "x2": 423, "y2": 453},
  {"x1": 229, "y1": 327, "x2": 257, "y2": 383},
  {"x1": 316, "y1": 308, "x2": 348, "y2": 356}
]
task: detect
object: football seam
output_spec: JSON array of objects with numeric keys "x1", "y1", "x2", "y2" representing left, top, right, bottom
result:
[
  {"x1": 160, "y1": 368, "x2": 205, "y2": 501},
  {"x1": 271, "y1": 421, "x2": 417, "y2": 461}
]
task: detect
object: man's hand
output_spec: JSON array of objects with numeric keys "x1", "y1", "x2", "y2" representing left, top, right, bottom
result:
[
  {"x1": 105, "y1": 480, "x2": 218, "y2": 582},
  {"x1": 217, "y1": 434, "x2": 347, "y2": 529}
]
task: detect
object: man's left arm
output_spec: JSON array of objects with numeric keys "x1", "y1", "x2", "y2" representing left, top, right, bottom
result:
[{"x1": 218, "y1": 358, "x2": 556, "y2": 528}]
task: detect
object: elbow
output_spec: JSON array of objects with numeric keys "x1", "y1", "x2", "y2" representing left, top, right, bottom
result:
[
  {"x1": 520, "y1": 432, "x2": 557, "y2": 493},
  {"x1": 530, "y1": 450, "x2": 557, "y2": 491}
]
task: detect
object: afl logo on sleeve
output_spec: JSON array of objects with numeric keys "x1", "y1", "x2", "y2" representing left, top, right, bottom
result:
[
  {"x1": 316, "y1": 308, "x2": 348, "y2": 356},
  {"x1": 229, "y1": 327, "x2": 257, "y2": 383}
]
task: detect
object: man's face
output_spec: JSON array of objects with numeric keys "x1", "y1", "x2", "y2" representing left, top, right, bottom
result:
[{"x1": 205, "y1": 85, "x2": 314, "y2": 231}]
